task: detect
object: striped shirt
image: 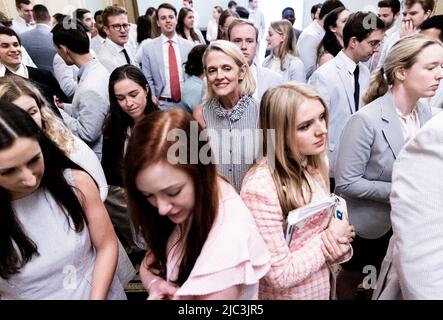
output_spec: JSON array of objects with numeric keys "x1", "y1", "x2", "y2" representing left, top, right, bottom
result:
[{"x1": 202, "y1": 95, "x2": 260, "y2": 191}]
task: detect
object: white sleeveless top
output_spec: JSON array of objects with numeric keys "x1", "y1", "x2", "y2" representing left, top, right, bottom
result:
[{"x1": 0, "y1": 170, "x2": 127, "y2": 300}]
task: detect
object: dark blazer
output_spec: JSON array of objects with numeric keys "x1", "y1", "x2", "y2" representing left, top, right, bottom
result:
[
  {"x1": 101, "y1": 134, "x2": 125, "y2": 187},
  {"x1": 5, "y1": 66, "x2": 70, "y2": 117},
  {"x1": 27, "y1": 66, "x2": 70, "y2": 103}
]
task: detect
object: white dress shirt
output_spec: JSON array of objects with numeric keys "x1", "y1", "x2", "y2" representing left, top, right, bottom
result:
[
  {"x1": 395, "y1": 107, "x2": 421, "y2": 143},
  {"x1": 337, "y1": 50, "x2": 357, "y2": 92},
  {"x1": 11, "y1": 16, "x2": 35, "y2": 35},
  {"x1": 161, "y1": 34, "x2": 184, "y2": 99}
]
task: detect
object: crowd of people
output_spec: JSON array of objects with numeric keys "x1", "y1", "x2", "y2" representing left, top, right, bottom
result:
[{"x1": 0, "y1": 0, "x2": 442, "y2": 300}]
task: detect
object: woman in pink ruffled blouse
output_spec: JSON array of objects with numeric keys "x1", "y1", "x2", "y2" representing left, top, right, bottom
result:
[
  {"x1": 241, "y1": 83, "x2": 354, "y2": 300},
  {"x1": 124, "y1": 108, "x2": 271, "y2": 300}
]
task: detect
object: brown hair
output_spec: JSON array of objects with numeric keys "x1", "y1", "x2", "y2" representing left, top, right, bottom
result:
[
  {"x1": 124, "y1": 109, "x2": 219, "y2": 286},
  {"x1": 102, "y1": 5, "x2": 127, "y2": 26},
  {"x1": 404, "y1": 0, "x2": 435, "y2": 13}
]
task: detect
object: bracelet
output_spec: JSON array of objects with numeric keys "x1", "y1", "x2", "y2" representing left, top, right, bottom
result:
[{"x1": 147, "y1": 278, "x2": 160, "y2": 292}]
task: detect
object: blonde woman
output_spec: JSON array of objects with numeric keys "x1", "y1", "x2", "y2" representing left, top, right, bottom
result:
[
  {"x1": 263, "y1": 20, "x2": 306, "y2": 82},
  {"x1": 335, "y1": 34, "x2": 441, "y2": 299},
  {"x1": 197, "y1": 40, "x2": 258, "y2": 191},
  {"x1": 0, "y1": 75, "x2": 108, "y2": 201},
  {"x1": 241, "y1": 83, "x2": 354, "y2": 299}
]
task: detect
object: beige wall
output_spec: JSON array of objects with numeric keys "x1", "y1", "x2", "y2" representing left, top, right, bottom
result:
[{"x1": 436, "y1": 0, "x2": 443, "y2": 14}]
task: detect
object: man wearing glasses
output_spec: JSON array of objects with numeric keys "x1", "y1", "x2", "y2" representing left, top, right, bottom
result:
[
  {"x1": 309, "y1": 12, "x2": 385, "y2": 185},
  {"x1": 98, "y1": 5, "x2": 136, "y2": 73}
]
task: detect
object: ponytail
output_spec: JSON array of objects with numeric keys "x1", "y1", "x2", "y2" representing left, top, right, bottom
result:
[{"x1": 363, "y1": 68, "x2": 388, "y2": 105}]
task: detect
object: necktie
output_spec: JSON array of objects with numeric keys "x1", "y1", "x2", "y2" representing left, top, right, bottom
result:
[
  {"x1": 353, "y1": 65, "x2": 360, "y2": 112},
  {"x1": 122, "y1": 48, "x2": 131, "y2": 64},
  {"x1": 168, "y1": 40, "x2": 181, "y2": 102}
]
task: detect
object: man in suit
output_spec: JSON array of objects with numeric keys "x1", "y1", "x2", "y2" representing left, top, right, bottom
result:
[
  {"x1": 373, "y1": 110, "x2": 443, "y2": 299},
  {"x1": 11, "y1": 0, "x2": 35, "y2": 35},
  {"x1": 228, "y1": 19, "x2": 283, "y2": 101},
  {"x1": 308, "y1": 12, "x2": 385, "y2": 179},
  {"x1": 97, "y1": 6, "x2": 136, "y2": 73},
  {"x1": 0, "y1": 26, "x2": 68, "y2": 115},
  {"x1": 141, "y1": 3, "x2": 195, "y2": 110},
  {"x1": 52, "y1": 19, "x2": 110, "y2": 160},
  {"x1": 367, "y1": 0, "x2": 400, "y2": 72},
  {"x1": 20, "y1": 4, "x2": 56, "y2": 73},
  {"x1": 298, "y1": 0, "x2": 344, "y2": 80}
]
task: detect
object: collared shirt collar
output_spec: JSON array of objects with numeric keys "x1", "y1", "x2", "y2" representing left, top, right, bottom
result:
[
  {"x1": 0, "y1": 64, "x2": 5, "y2": 77},
  {"x1": 212, "y1": 95, "x2": 254, "y2": 122},
  {"x1": 9, "y1": 63, "x2": 28, "y2": 78},
  {"x1": 17, "y1": 15, "x2": 34, "y2": 27},
  {"x1": 338, "y1": 50, "x2": 357, "y2": 75},
  {"x1": 77, "y1": 59, "x2": 96, "y2": 81},
  {"x1": 105, "y1": 37, "x2": 125, "y2": 52},
  {"x1": 35, "y1": 23, "x2": 51, "y2": 30},
  {"x1": 161, "y1": 33, "x2": 179, "y2": 45}
]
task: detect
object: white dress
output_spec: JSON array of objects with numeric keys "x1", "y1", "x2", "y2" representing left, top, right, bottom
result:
[
  {"x1": 0, "y1": 170, "x2": 128, "y2": 300},
  {"x1": 70, "y1": 136, "x2": 108, "y2": 201}
]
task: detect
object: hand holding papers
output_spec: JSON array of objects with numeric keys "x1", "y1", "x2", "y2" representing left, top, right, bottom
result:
[{"x1": 285, "y1": 195, "x2": 347, "y2": 251}]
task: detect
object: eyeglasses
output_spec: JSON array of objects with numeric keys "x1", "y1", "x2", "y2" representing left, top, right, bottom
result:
[
  {"x1": 109, "y1": 23, "x2": 130, "y2": 31},
  {"x1": 366, "y1": 39, "x2": 381, "y2": 48}
]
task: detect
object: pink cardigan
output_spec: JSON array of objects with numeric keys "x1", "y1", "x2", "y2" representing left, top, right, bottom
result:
[{"x1": 240, "y1": 162, "x2": 332, "y2": 299}]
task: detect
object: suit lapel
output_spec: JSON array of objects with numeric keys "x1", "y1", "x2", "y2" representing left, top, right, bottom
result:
[
  {"x1": 381, "y1": 92, "x2": 404, "y2": 158},
  {"x1": 335, "y1": 55, "x2": 355, "y2": 113}
]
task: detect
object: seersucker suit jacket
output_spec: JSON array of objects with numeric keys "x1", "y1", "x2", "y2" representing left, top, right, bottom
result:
[
  {"x1": 334, "y1": 90, "x2": 432, "y2": 239},
  {"x1": 308, "y1": 52, "x2": 370, "y2": 177},
  {"x1": 373, "y1": 110, "x2": 443, "y2": 299},
  {"x1": 141, "y1": 35, "x2": 195, "y2": 104}
]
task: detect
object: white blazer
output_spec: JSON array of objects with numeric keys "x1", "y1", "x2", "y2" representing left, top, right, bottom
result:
[
  {"x1": 97, "y1": 39, "x2": 137, "y2": 73},
  {"x1": 308, "y1": 52, "x2": 370, "y2": 177},
  {"x1": 374, "y1": 110, "x2": 443, "y2": 299}
]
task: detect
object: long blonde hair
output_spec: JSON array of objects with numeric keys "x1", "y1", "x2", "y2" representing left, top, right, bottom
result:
[
  {"x1": 269, "y1": 20, "x2": 298, "y2": 72},
  {"x1": 364, "y1": 34, "x2": 443, "y2": 104},
  {"x1": 0, "y1": 76, "x2": 74, "y2": 155},
  {"x1": 259, "y1": 83, "x2": 329, "y2": 215},
  {"x1": 203, "y1": 40, "x2": 256, "y2": 101}
]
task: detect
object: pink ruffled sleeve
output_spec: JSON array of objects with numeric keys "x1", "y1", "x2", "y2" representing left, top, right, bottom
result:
[{"x1": 174, "y1": 181, "x2": 270, "y2": 298}]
